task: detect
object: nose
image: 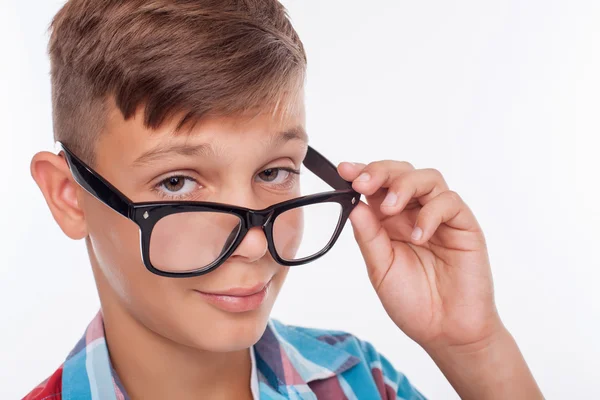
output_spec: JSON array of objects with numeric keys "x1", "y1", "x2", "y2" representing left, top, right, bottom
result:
[
  {"x1": 229, "y1": 226, "x2": 268, "y2": 263},
  {"x1": 213, "y1": 188, "x2": 271, "y2": 263}
]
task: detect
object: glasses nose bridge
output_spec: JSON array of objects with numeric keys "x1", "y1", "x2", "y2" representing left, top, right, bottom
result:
[{"x1": 245, "y1": 208, "x2": 273, "y2": 229}]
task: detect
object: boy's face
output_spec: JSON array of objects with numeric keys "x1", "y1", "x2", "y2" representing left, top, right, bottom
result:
[{"x1": 78, "y1": 94, "x2": 306, "y2": 352}]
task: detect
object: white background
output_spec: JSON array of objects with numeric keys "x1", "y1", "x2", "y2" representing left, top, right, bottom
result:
[{"x1": 1, "y1": 0, "x2": 598, "y2": 398}]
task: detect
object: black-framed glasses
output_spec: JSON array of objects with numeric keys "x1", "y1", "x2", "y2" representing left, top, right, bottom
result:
[{"x1": 56, "y1": 142, "x2": 360, "y2": 278}]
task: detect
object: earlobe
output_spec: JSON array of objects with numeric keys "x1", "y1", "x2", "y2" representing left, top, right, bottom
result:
[{"x1": 30, "y1": 151, "x2": 88, "y2": 240}]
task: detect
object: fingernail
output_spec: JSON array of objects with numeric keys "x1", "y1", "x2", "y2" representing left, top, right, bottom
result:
[
  {"x1": 411, "y1": 226, "x2": 423, "y2": 241},
  {"x1": 356, "y1": 172, "x2": 371, "y2": 182},
  {"x1": 382, "y1": 192, "x2": 398, "y2": 206}
]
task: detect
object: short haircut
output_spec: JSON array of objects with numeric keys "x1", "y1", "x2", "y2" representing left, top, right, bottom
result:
[{"x1": 48, "y1": 0, "x2": 306, "y2": 165}]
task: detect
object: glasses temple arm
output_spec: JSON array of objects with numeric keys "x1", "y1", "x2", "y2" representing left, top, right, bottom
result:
[
  {"x1": 303, "y1": 146, "x2": 353, "y2": 190},
  {"x1": 56, "y1": 142, "x2": 132, "y2": 218}
]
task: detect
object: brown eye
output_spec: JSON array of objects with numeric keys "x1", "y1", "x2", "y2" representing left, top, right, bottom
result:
[
  {"x1": 258, "y1": 168, "x2": 279, "y2": 182},
  {"x1": 154, "y1": 175, "x2": 200, "y2": 200},
  {"x1": 255, "y1": 168, "x2": 300, "y2": 190},
  {"x1": 164, "y1": 176, "x2": 185, "y2": 192}
]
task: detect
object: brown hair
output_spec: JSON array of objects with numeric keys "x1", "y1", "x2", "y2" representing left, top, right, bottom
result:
[{"x1": 48, "y1": 0, "x2": 306, "y2": 165}]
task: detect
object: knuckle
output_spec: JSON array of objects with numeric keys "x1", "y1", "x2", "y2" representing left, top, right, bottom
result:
[
  {"x1": 390, "y1": 174, "x2": 409, "y2": 191},
  {"x1": 360, "y1": 161, "x2": 379, "y2": 176},
  {"x1": 386, "y1": 159, "x2": 414, "y2": 170},
  {"x1": 418, "y1": 206, "x2": 435, "y2": 220},
  {"x1": 377, "y1": 159, "x2": 414, "y2": 170},
  {"x1": 364, "y1": 160, "x2": 415, "y2": 183},
  {"x1": 444, "y1": 190, "x2": 462, "y2": 203},
  {"x1": 399, "y1": 160, "x2": 415, "y2": 170},
  {"x1": 425, "y1": 168, "x2": 444, "y2": 180}
]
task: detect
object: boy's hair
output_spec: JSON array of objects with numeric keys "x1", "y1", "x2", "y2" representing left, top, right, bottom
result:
[{"x1": 48, "y1": 0, "x2": 306, "y2": 165}]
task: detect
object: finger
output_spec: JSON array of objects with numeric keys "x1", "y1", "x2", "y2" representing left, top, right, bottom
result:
[
  {"x1": 349, "y1": 201, "x2": 394, "y2": 289},
  {"x1": 348, "y1": 160, "x2": 416, "y2": 196},
  {"x1": 378, "y1": 168, "x2": 450, "y2": 215},
  {"x1": 337, "y1": 161, "x2": 367, "y2": 182},
  {"x1": 381, "y1": 207, "x2": 422, "y2": 242},
  {"x1": 410, "y1": 190, "x2": 483, "y2": 247}
]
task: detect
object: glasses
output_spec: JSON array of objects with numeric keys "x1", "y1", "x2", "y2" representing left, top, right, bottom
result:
[{"x1": 56, "y1": 142, "x2": 360, "y2": 278}]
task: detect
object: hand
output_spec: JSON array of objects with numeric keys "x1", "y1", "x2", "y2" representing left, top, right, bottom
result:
[
  {"x1": 338, "y1": 160, "x2": 501, "y2": 351},
  {"x1": 338, "y1": 161, "x2": 544, "y2": 399}
]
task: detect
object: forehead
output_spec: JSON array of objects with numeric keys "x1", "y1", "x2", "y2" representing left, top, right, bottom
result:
[{"x1": 98, "y1": 91, "x2": 306, "y2": 164}]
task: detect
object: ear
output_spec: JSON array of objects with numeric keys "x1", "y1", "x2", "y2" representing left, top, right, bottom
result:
[{"x1": 30, "y1": 151, "x2": 88, "y2": 240}]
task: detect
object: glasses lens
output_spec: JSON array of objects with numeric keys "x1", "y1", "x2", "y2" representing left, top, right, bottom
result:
[
  {"x1": 273, "y1": 202, "x2": 342, "y2": 262},
  {"x1": 149, "y1": 212, "x2": 242, "y2": 273}
]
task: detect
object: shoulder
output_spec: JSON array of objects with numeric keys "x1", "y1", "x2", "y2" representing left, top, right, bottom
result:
[
  {"x1": 22, "y1": 365, "x2": 63, "y2": 400},
  {"x1": 268, "y1": 319, "x2": 427, "y2": 399}
]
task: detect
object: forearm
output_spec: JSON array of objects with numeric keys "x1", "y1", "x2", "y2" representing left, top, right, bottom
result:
[{"x1": 425, "y1": 326, "x2": 543, "y2": 400}]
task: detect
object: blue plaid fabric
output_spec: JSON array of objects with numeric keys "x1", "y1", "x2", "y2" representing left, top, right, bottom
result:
[{"x1": 30, "y1": 311, "x2": 427, "y2": 399}]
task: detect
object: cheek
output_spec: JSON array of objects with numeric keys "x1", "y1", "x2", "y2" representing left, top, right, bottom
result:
[
  {"x1": 268, "y1": 266, "x2": 289, "y2": 303},
  {"x1": 272, "y1": 207, "x2": 304, "y2": 260},
  {"x1": 85, "y1": 201, "x2": 196, "y2": 338},
  {"x1": 84, "y1": 196, "x2": 153, "y2": 304}
]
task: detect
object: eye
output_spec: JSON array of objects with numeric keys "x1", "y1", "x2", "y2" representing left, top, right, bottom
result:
[
  {"x1": 154, "y1": 175, "x2": 199, "y2": 198},
  {"x1": 256, "y1": 167, "x2": 300, "y2": 188},
  {"x1": 258, "y1": 168, "x2": 286, "y2": 183}
]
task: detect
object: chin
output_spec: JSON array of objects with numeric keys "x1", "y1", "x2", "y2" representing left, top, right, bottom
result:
[{"x1": 181, "y1": 305, "x2": 275, "y2": 353}]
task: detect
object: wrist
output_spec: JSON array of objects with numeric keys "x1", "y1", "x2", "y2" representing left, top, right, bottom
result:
[
  {"x1": 424, "y1": 317, "x2": 509, "y2": 364},
  {"x1": 422, "y1": 322, "x2": 543, "y2": 400},
  {"x1": 420, "y1": 312, "x2": 507, "y2": 360}
]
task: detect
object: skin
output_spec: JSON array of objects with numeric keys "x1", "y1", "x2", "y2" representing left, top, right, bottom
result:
[
  {"x1": 31, "y1": 94, "x2": 308, "y2": 400},
  {"x1": 31, "y1": 91, "x2": 543, "y2": 399},
  {"x1": 337, "y1": 163, "x2": 544, "y2": 398}
]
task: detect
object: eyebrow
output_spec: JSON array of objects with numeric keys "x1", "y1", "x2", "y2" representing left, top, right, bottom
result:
[
  {"x1": 132, "y1": 143, "x2": 214, "y2": 167},
  {"x1": 269, "y1": 126, "x2": 308, "y2": 147},
  {"x1": 132, "y1": 126, "x2": 308, "y2": 167}
]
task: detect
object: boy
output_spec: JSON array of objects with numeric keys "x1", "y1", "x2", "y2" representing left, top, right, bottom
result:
[{"x1": 25, "y1": 0, "x2": 543, "y2": 399}]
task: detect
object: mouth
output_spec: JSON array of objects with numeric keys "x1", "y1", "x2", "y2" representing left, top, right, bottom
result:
[{"x1": 193, "y1": 278, "x2": 272, "y2": 313}]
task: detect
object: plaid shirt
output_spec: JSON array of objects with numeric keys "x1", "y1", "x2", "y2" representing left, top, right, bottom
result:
[{"x1": 24, "y1": 311, "x2": 426, "y2": 399}]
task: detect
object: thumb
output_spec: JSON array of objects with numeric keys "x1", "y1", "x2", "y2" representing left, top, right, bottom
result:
[{"x1": 349, "y1": 201, "x2": 394, "y2": 290}]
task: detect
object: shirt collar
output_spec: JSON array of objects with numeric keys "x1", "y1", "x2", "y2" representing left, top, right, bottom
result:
[{"x1": 62, "y1": 311, "x2": 360, "y2": 399}]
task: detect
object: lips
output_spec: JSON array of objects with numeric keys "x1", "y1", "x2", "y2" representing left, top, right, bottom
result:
[{"x1": 193, "y1": 279, "x2": 272, "y2": 313}]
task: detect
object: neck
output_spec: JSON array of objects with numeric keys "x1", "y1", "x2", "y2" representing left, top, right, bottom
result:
[{"x1": 97, "y1": 285, "x2": 253, "y2": 400}]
